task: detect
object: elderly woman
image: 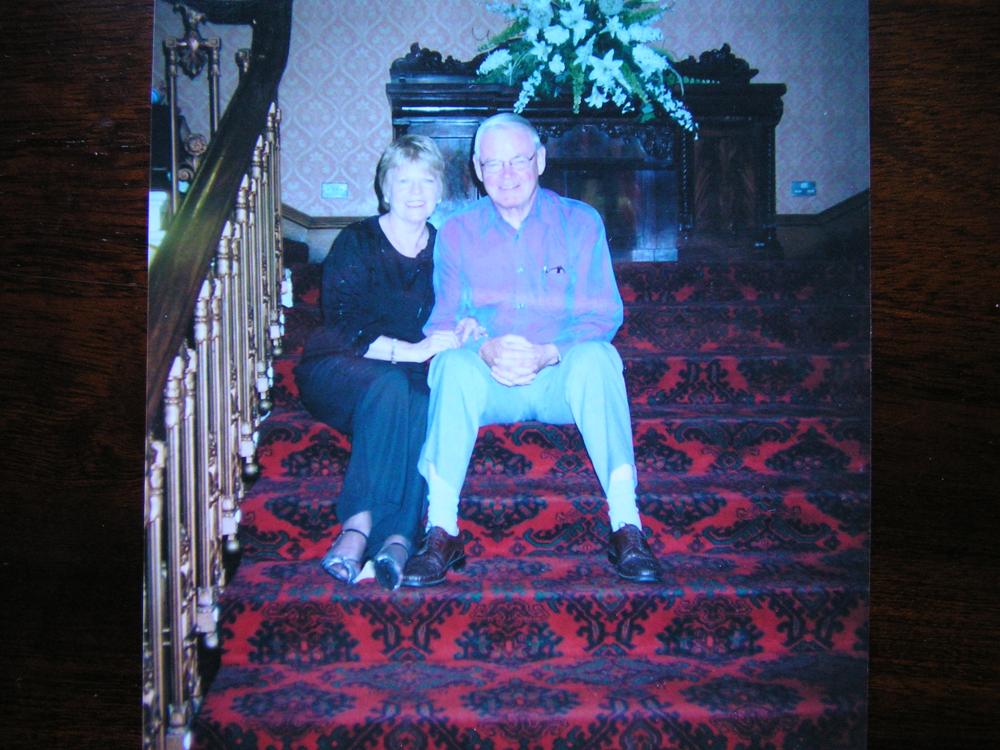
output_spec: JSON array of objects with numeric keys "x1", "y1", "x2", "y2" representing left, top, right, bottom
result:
[{"x1": 294, "y1": 135, "x2": 473, "y2": 590}]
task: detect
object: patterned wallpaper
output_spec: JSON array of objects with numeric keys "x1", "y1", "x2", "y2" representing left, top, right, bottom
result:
[{"x1": 153, "y1": 0, "x2": 869, "y2": 218}]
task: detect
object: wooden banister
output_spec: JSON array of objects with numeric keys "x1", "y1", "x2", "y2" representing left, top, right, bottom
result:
[{"x1": 146, "y1": 0, "x2": 291, "y2": 426}]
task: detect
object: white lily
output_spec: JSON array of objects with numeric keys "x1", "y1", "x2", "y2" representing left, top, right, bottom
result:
[
  {"x1": 632, "y1": 45, "x2": 667, "y2": 79},
  {"x1": 574, "y1": 35, "x2": 595, "y2": 66},
  {"x1": 628, "y1": 23, "x2": 663, "y2": 44},
  {"x1": 588, "y1": 49, "x2": 627, "y2": 90},
  {"x1": 559, "y1": 0, "x2": 593, "y2": 45},
  {"x1": 585, "y1": 85, "x2": 608, "y2": 109},
  {"x1": 604, "y1": 15, "x2": 630, "y2": 44},
  {"x1": 525, "y1": 0, "x2": 554, "y2": 28},
  {"x1": 543, "y1": 24, "x2": 570, "y2": 46},
  {"x1": 478, "y1": 48, "x2": 512, "y2": 75},
  {"x1": 529, "y1": 37, "x2": 551, "y2": 61}
]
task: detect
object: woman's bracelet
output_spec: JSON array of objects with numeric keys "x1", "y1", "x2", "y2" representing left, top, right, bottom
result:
[{"x1": 390, "y1": 338, "x2": 397, "y2": 364}]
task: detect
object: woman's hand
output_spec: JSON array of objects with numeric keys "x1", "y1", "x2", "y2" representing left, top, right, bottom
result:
[
  {"x1": 405, "y1": 330, "x2": 460, "y2": 362},
  {"x1": 366, "y1": 330, "x2": 462, "y2": 363},
  {"x1": 455, "y1": 317, "x2": 487, "y2": 344}
]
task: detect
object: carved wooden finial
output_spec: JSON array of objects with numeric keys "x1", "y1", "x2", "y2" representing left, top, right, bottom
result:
[
  {"x1": 390, "y1": 43, "x2": 487, "y2": 82},
  {"x1": 675, "y1": 44, "x2": 758, "y2": 86}
]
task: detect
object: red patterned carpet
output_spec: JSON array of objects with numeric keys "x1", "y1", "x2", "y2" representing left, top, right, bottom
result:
[{"x1": 193, "y1": 250, "x2": 870, "y2": 749}]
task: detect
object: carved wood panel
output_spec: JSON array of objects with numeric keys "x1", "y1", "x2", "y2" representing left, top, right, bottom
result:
[{"x1": 692, "y1": 125, "x2": 759, "y2": 238}]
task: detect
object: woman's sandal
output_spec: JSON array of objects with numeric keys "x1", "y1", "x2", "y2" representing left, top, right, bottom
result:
[
  {"x1": 373, "y1": 540, "x2": 410, "y2": 591},
  {"x1": 321, "y1": 528, "x2": 368, "y2": 584}
]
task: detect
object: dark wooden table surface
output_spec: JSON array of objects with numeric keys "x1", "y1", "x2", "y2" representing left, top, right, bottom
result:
[{"x1": 1, "y1": 1, "x2": 996, "y2": 747}]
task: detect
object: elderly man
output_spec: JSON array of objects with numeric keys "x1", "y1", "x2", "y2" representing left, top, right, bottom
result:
[{"x1": 402, "y1": 113, "x2": 659, "y2": 586}]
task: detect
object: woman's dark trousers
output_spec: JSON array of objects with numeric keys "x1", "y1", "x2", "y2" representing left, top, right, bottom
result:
[{"x1": 294, "y1": 355, "x2": 428, "y2": 555}]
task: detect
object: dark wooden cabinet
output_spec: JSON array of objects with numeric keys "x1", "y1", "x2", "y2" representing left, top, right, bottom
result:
[{"x1": 386, "y1": 44, "x2": 785, "y2": 257}]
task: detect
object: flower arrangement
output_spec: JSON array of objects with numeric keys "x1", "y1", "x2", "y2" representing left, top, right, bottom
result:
[{"x1": 476, "y1": 0, "x2": 696, "y2": 132}]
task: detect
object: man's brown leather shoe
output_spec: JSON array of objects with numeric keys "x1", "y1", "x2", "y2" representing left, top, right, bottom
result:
[
  {"x1": 400, "y1": 526, "x2": 466, "y2": 587},
  {"x1": 608, "y1": 524, "x2": 660, "y2": 582}
]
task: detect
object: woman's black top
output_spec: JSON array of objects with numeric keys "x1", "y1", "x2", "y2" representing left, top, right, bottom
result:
[{"x1": 301, "y1": 216, "x2": 436, "y2": 362}]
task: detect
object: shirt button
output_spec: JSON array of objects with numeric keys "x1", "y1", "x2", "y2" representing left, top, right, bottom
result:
[
  {"x1": 516, "y1": 266, "x2": 524, "y2": 273},
  {"x1": 515, "y1": 302, "x2": 524, "y2": 309}
]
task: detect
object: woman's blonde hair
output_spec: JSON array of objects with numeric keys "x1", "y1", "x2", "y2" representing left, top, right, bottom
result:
[{"x1": 376, "y1": 134, "x2": 445, "y2": 212}]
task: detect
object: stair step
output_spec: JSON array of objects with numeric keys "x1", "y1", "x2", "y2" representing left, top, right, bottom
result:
[
  {"x1": 253, "y1": 413, "x2": 869, "y2": 487},
  {"x1": 237, "y1": 474, "x2": 869, "y2": 563},
  {"x1": 277, "y1": 301, "x2": 869, "y2": 359},
  {"x1": 616, "y1": 302, "x2": 868, "y2": 353},
  {"x1": 624, "y1": 352, "x2": 869, "y2": 412},
  {"x1": 271, "y1": 351, "x2": 870, "y2": 415},
  {"x1": 212, "y1": 552, "x2": 867, "y2": 669},
  {"x1": 194, "y1": 650, "x2": 867, "y2": 749},
  {"x1": 614, "y1": 257, "x2": 869, "y2": 305}
]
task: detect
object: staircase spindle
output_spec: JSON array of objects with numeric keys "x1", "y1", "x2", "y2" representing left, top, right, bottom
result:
[
  {"x1": 143, "y1": 439, "x2": 167, "y2": 750},
  {"x1": 164, "y1": 42, "x2": 181, "y2": 215},
  {"x1": 193, "y1": 282, "x2": 221, "y2": 643},
  {"x1": 163, "y1": 352, "x2": 200, "y2": 746},
  {"x1": 233, "y1": 179, "x2": 259, "y2": 476},
  {"x1": 250, "y1": 137, "x2": 274, "y2": 413},
  {"x1": 208, "y1": 275, "x2": 237, "y2": 556},
  {"x1": 246, "y1": 150, "x2": 263, "y2": 406},
  {"x1": 208, "y1": 39, "x2": 221, "y2": 136},
  {"x1": 257, "y1": 136, "x2": 277, "y2": 405},
  {"x1": 269, "y1": 105, "x2": 287, "y2": 357},
  {"x1": 162, "y1": 7, "x2": 222, "y2": 220},
  {"x1": 214, "y1": 227, "x2": 244, "y2": 549}
]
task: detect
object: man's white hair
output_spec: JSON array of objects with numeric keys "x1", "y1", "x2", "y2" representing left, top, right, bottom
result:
[{"x1": 472, "y1": 112, "x2": 542, "y2": 162}]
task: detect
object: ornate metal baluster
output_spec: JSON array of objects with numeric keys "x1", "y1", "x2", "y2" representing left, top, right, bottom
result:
[
  {"x1": 163, "y1": 353, "x2": 198, "y2": 746},
  {"x1": 163, "y1": 5, "x2": 221, "y2": 216},
  {"x1": 257, "y1": 131, "x2": 277, "y2": 384},
  {"x1": 246, "y1": 149, "x2": 260, "y2": 395},
  {"x1": 270, "y1": 105, "x2": 289, "y2": 354},
  {"x1": 143, "y1": 438, "x2": 167, "y2": 750},
  {"x1": 207, "y1": 277, "x2": 231, "y2": 563},
  {"x1": 250, "y1": 138, "x2": 271, "y2": 413},
  {"x1": 233, "y1": 177, "x2": 259, "y2": 476},
  {"x1": 193, "y1": 282, "x2": 221, "y2": 645},
  {"x1": 164, "y1": 42, "x2": 181, "y2": 215},
  {"x1": 208, "y1": 39, "x2": 221, "y2": 136},
  {"x1": 214, "y1": 227, "x2": 243, "y2": 550},
  {"x1": 179, "y1": 349, "x2": 202, "y2": 714}
]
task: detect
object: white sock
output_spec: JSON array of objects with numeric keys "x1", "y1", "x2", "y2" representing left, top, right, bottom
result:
[
  {"x1": 424, "y1": 463, "x2": 461, "y2": 536},
  {"x1": 606, "y1": 464, "x2": 641, "y2": 531}
]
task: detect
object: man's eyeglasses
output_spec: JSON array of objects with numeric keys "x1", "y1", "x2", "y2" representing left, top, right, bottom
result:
[{"x1": 479, "y1": 152, "x2": 537, "y2": 176}]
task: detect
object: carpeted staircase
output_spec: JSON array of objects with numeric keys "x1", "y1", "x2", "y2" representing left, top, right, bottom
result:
[{"x1": 193, "y1": 247, "x2": 870, "y2": 749}]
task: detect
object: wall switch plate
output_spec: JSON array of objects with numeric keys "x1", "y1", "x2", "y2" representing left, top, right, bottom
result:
[
  {"x1": 321, "y1": 181, "x2": 348, "y2": 199},
  {"x1": 791, "y1": 180, "x2": 817, "y2": 197}
]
